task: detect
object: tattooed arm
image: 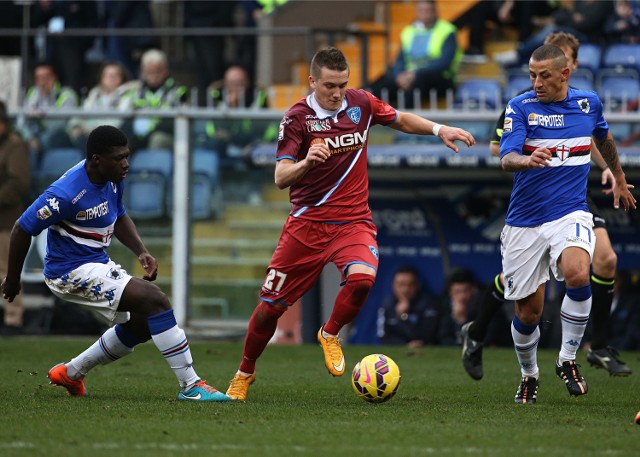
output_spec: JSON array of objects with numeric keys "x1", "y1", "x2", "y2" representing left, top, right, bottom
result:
[{"x1": 593, "y1": 132, "x2": 636, "y2": 211}]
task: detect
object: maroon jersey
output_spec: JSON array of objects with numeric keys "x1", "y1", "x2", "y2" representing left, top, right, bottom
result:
[{"x1": 276, "y1": 89, "x2": 397, "y2": 222}]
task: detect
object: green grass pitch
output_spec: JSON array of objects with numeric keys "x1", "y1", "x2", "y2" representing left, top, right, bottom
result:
[{"x1": 1, "y1": 338, "x2": 639, "y2": 457}]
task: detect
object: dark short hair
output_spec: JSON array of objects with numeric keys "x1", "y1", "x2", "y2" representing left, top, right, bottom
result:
[
  {"x1": 310, "y1": 47, "x2": 349, "y2": 79},
  {"x1": 395, "y1": 265, "x2": 421, "y2": 279},
  {"x1": 445, "y1": 268, "x2": 476, "y2": 291},
  {"x1": 531, "y1": 44, "x2": 567, "y2": 68},
  {"x1": 86, "y1": 125, "x2": 128, "y2": 158}
]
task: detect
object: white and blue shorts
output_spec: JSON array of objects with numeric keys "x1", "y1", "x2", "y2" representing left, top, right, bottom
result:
[
  {"x1": 45, "y1": 260, "x2": 133, "y2": 324},
  {"x1": 501, "y1": 210, "x2": 595, "y2": 301}
]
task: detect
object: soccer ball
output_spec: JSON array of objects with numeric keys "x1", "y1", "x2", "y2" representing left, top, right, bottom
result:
[{"x1": 351, "y1": 353, "x2": 401, "y2": 403}]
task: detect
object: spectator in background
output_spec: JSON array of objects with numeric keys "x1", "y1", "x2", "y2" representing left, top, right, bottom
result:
[
  {"x1": 31, "y1": 0, "x2": 98, "y2": 94},
  {"x1": 368, "y1": 0, "x2": 462, "y2": 109},
  {"x1": 103, "y1": 0, "x2": 157, "y2": 79},
  {"x1": 119, "y1": 49, "x2": 189, "y2": 152},
  {"x1": 238, "y1": 1, "x2": 263, "y2": 83},
  {"x1": 21, "y1": 61, "x2": 78, "y2": 162},
  {"x1": 493, "y1": 0, "x2": 614, "y2": 67},
  {"x1": 438, "y1": 268, "x2": 510, "y2": 347},
  {"x1": 455, "y1": 1, "x2": 558, "y2": 61},
  {"x1": 194, "y1": 64, "x2": 276, "y2": 204},
  {"x1": 604, "y1": 0, "x2": 640, "y2": 44},
  {"x1": 184, "y1": 1, "x2": 238, "y2": 106},
  {"x1": 67, "y1": 61, "x2": 132, "y2": 148},
  {"x1": 0, "y1": 100, "x2": 30, "y2": 336},
  {"x1": 377, "y1": 265, "x2": 442, "y2": 347},
  {"x1": 438, "y1": 268, "x2": 479, "y2": 346}
]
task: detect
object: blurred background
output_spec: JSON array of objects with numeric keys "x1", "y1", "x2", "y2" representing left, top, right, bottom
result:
[{"x1": 1, "y1": 0, "x2": 639, "y2": 350}]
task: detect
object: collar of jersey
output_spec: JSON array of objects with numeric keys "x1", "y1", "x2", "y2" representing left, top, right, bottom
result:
[{"x1": 307, "y1": 92, "x2": 348, "y2": 121}]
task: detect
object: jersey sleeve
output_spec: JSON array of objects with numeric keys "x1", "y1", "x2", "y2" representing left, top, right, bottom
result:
[
  {"x1": 276, "y1": 113, "x2": 304, "y2": 163},
  {"x1": 591, "y1": 95, "x2": 609, "y2": 140},
  {"x1": 365, "y1": 90, "x2": 398, "y2": 125},
  {"x1": 18, "y1": 188, "x2": 73, "y2": 236},
  {"x1": 499, "y1": 102, "x2": 527, "y2": 159}
]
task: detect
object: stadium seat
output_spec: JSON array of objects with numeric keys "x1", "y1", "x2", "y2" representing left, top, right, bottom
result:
[
  {"x1": 451, "y1": 121, "x2": 493, "y2": 143},
  {"x1": 503, "y1": 71, "x2": 532, "y2": 103},
  {"x1": 36, "y1": 147, "x2": 85, "y2": 190},
  {"x1": 577, "y1": 43, "x2": 602, "y2": 76},
  {"x1": 123, "y1": 171, "x2": 167, "y2": 220},
  {"x1": 454, "y1": 79, "x2": 502, "y2": 110},
  {"x1": 569, "y1": 69, "x2": 595, "y2": 92},
  {"x1": 129, "y1": 148, "x2": 173, "y2": 177},
  {"x1": 602, "y1": 44, "x2": 640, "y2": 73},
  {"x1": 597, "y1": 70, "x2": 640, "y2": 111},
  {"x1": 192, "y1": 148, "x2": 220, "y2": 183},
  {"x1": 193, "y1": 148, "x2": 223, "y2": 220},
  {"x1": 608, "y1": 122, "x2": 632, "y2": 142}
]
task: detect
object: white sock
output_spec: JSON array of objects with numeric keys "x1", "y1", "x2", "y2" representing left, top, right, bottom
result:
[
  {"x1": 66, "y1": 326, "x2": 135, "y2": 379},
  {"x1": 558, "y1": 292, "x2": 591, "y2": 363},
  {"x1": 148, "y1": 310, "x2": 200, "y2": 390},
  {"x1": 511, "y1": 321, "x2": 540, "y2": 379}
]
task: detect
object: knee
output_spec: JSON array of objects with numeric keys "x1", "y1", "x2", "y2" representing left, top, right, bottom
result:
[
  {"x1": 564, "y1": 269, "x2": 591, "y2": 289},
  {"x1": 592, "y1": 249, "x2": 617, "y2": 277},
  {"x1": 147, "y1": 286, "x2": 172, "y2": 314},
  {"x1": 345, "y1": 273, "x2": 375, "y2": 302},
  {"x1": 257, "y1": 300, "x2": 286, "y2": 322},
  {"x1": 515, "y1": 307, "x2": 542, "y2": 326}
]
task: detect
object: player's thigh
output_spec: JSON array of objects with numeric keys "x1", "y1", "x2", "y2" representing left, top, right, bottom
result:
[
  {"x1": 119, "y1": 277, "x2": 170, "y2": 314},
  {"x1": 260, "y1": 223, "x2": 328, "y2": 305},
  {"x1": 501, "y1": 225, "x2": 550, "y2": 301},
  {"x1": 331, "y1": 221, "x2": 379, "y2": 278},
  {"x1": 548, "y1": 211, "x2": 595, "y2": 283}
]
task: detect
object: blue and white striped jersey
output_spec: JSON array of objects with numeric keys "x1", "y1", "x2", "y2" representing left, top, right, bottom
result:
[
  {"x1": 19, "y1": 160, "x2": 126, "y2": 278},
  {"x1": 500, "y1": 87, "x2": 608, "y2": 227}
]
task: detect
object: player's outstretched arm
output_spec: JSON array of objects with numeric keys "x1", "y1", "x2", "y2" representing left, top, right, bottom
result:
[
  {"x1": 390, "y1": 112, "x2": 475, "y2": 153},
  {"x1": 114, "y1": 214, "x2": 158, "y2": 281},
  {"x1": 0, "y1": 221, "x2": 33, "y2": 302},
  {"x1": 594, "y1": 134, "x2": 637, "y2": 211}
]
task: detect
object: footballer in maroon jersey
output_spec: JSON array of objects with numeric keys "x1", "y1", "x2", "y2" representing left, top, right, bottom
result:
[{"x1": 226, "y1": 47, "x2": 475, "y2": 401}]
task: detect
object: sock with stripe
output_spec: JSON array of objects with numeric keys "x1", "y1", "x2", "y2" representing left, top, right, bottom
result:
[
  {"x1": 511, "y1": 317, "x2": 540, "y2": 378},
  {"x1": 559, "y1": 284, "x2": 592, "y2": 363},
  {"x1": 148, "y1": 309, "x2": 199, "y2": 390},
  {"x1": 589, "y1": 274, "x2": 615, "y2": 350},
  {"x1": 66, "y1": 324, "x2": 145, "y2": 379}
]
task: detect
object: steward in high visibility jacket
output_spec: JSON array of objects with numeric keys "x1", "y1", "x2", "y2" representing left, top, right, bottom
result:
[
  {"x1": 119, "y1": 49, "x2": 189, "y2": 151},
  {"x1": 21, "y1": 61, "x2": 79, "y2": 154}
]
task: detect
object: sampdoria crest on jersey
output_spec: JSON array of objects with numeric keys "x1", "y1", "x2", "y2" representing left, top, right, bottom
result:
[
  {"x1": 36, "y1": 205, "x2": 53, "y2": 220},
  {"x1": 556, "y1": 144, "x2": 571, "y2": 161},
  {"x1": 46, "y1": 197, "x2": 60, "y2": 212},
  {"x1": 506, "y1": 275, "x2": 514, "y2": 292},
  {"x1": 577, "y1": 98, "x2": 590, "y2": 114},
  {"x1": 346, "y1": 107, "x2": 361, "y2": 124}
]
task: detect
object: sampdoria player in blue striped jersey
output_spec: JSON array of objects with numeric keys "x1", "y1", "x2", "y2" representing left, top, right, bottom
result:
[
  {"x1": 499, "y1": 45, "x2": 636, "y2": 404},
  {"x1": 1, "y1": 125, "x2": 230, "y2": 402}
]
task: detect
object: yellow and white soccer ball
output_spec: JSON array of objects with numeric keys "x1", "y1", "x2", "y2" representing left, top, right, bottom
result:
[{"x1": 351, "y1": 353, "x2": 401, "y2": 403}]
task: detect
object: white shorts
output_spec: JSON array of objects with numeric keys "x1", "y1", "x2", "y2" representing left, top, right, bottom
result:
[
  {"x1": 45, "y1": 261, "x2": 133, "y2": 324},
  {"x1": 501, "y1": 210, "x2": 595, "y2": 301}
]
